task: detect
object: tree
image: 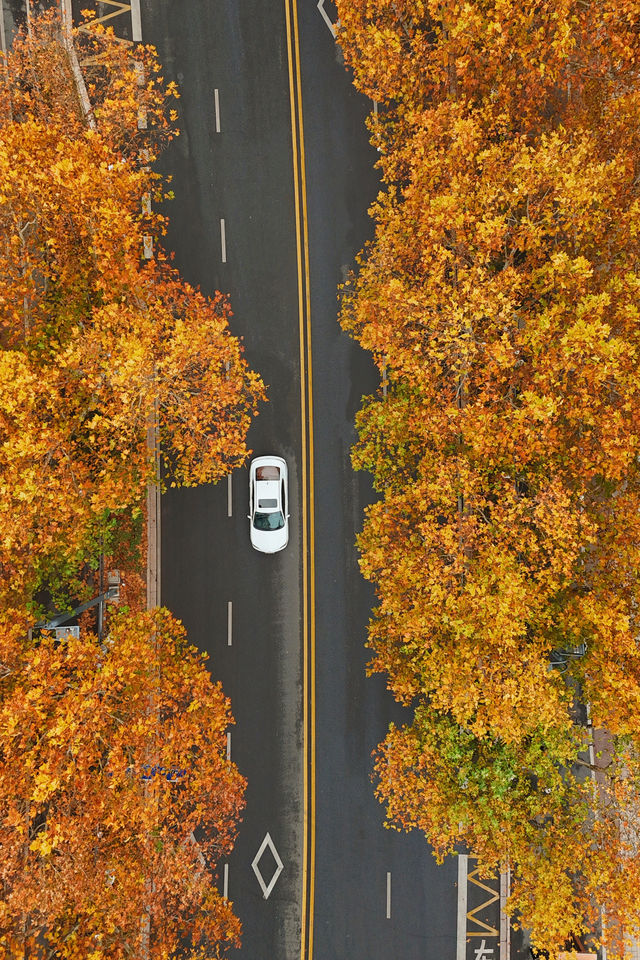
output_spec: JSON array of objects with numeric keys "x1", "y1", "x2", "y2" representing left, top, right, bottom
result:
[
  {"x1": 0, "y1": 13, "x2": 265, "y2": 607},
  {"x1": 335, "y1": 0, "x2": 640, "y2": 953},
  {"x1": 345, "y1": 108, "x2": 640, "y2": 741},
  {"x1": 335, "y1": 0, "x2": 640, "y2": 130},
  {"x1": 0, "y1": 607, "x2": 245, "y2": 958},
  {"x1": 375, "y1": 707, "x2": 640, "y2": 953},
  {"x1": 0, "y1": 15, "x2": 251, "y2": 956},
  {"x1": 0, "y1": 9, "x2": 177, "y2": 159}
]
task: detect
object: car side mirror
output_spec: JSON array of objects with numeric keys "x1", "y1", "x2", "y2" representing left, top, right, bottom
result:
[{"x1": 247, "y1": 514, "x2": 251, "y2": 520}]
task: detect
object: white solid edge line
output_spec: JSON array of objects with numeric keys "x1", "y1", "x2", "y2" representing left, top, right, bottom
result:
[
  {"x1": 456, "y1": 854, "x2": 468, "y2": 960},
  {"x1": 227, "y1": 473, "x2": 232, "y2": 517},
  {"x1": 500, "y1": 868, "x2": 511, "y2": 960},
  {"x1": 220, "y1": 218, "x2": 227, "y2": 263},
  {"x1": 214, "y1": 88, "x2": 221, "y2": 133},
  {"x1": 227, "y1": 600, "x2": 233, "y2": 646},
  {"x1": 0, "y1": 0, "x2": 6, "y2": 53},
  {"x1": 386, "y1": 872, "x2": 391, "y2": 919},
  {"x1": 131, "y1": 0, "x2": 142, "y2": 41},
  {"x1": 226, "y1": 731, "x2": 231, "y2": 761},
  {"x1": 223, "y1": 862, "x2": 229, "y2": 899}
]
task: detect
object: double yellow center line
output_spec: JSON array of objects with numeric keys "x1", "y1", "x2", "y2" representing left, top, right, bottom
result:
[{"x1": 284, "y1": 1, "x2": 316, "y2": 958}]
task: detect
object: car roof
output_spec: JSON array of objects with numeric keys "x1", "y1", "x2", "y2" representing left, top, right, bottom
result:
[{"x1": 254, "y1": 478, "x2": 280, "y2": 511}]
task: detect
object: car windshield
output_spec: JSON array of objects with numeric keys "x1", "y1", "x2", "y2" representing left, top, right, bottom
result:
[{"x1": 253, "y1": 511, "x2": 285, "y2": 531}]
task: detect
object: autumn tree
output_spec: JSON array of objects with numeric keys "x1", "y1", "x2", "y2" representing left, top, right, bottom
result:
[
  {"x1": 344, "y1": 112, "x2": 640, "y2": 740},
  {"x1": 0, "y1": 15, "x2": 252, "y2": 958},
  {"x1": 375, "y1": 706, "x2": 640, "y2": 952},
  {"x1": 0, "y1": 8, "x2": 177, "y2": 158},
  {"x1": 336, "y1": 0, "x2": 640, "y2": 953},
  {"x1": 335, "y1": 0, "x2": 640, "y2": 130},
  {"x1": 0, "y1": 13, "x2": 265, "y2": 607},
  {"x1": 0, "y1": 607, "x2": 245, "y2": 959}
]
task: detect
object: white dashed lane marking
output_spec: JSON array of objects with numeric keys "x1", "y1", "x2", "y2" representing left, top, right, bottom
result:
[
  {"x1": 214, "y1": 88, "x2": 221, "y2": 132},
  {"x1": 220, "y1": 218, "x2": 227, "y2": 263}
]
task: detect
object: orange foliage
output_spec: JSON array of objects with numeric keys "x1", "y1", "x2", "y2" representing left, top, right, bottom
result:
[
  {"x1": 0, "y1": 13, "x2": 264, "y2": 605},
  {"x1": 0, "y1": 607, "x2": 245, "y2": 958},
  {"x1": 337, "y1": 0, "x2": 640, "y2": 953},
  {"x1": 0, "y1": 14, "x2": 252, "y2": 957}
]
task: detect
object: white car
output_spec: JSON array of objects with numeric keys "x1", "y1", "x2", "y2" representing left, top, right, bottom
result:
[{"x1": 248, "y1": 456, "x2": 289, "y2": 553}]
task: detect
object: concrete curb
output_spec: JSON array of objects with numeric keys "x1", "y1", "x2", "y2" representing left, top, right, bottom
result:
[
  {"x1": 146, "y1": 477, "x2": 161, "y2": 610},
  {"x1": 146, "y1": 410, "x2": 161, "y2": 611}
]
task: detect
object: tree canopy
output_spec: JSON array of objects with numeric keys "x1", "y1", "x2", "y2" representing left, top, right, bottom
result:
[
  {"x1": 336, "y1": 0, "x2": 640, "y2": 953},
  {"x1": 0, "y1": 14, "x2": 255, "y2": 953},
  {"x1": 0, "y1": 13, "x2": 264, "y2": 607},
  {"x1": 0, "y1": 607, "x2": 245, "y2": 958}
]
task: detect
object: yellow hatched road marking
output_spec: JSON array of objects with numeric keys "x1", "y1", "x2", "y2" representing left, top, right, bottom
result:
[
  {"x1": 467, "y1": 864, "x2": 500, "y2": 938},
  {"x1": 77, "y1": 1, "x2": 134, "y2": 48}
]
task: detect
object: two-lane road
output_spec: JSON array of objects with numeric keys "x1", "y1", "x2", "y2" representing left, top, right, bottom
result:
[{"x1": 142, "y1": 0, "x2": 458, "y2": 956}]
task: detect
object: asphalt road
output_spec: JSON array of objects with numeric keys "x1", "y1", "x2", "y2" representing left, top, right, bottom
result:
[
  {"x1": 141, "y1": 1, "x2": 459, "y2": 958},
  {"x1": 0, "y1": 0, "x2": 29, "y2": 47}
]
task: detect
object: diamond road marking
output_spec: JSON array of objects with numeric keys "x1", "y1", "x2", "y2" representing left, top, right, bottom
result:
[
  {"x1": 317, "y1": 0, "x2": 338, "y2": 37},
  {"x1": 251, "y1": 832, "x2": 284, "y2": 900}
]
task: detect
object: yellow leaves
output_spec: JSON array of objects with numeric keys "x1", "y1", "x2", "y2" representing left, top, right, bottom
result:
[
  {"x1": 519, "y1": 389, "x2": 558, "y2": 423},
  {"x1": 29, "y1": 823, "x2": 63, "y2": 856},
  {"x1": 29, "y1": 834, "x2": 54, "y2": 856},
  {"x1": 339, "y1": 1, "x2": 640, "y2": 952}
]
